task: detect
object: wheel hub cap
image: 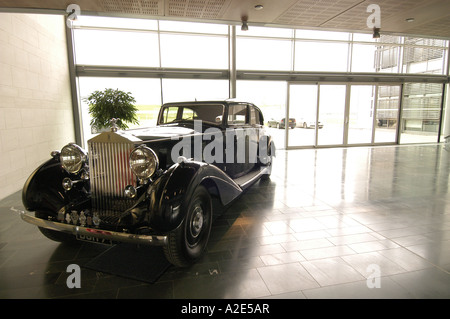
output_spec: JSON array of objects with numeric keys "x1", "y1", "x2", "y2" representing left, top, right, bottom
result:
[{"x1": 191, "y1": 206, "x2": 204, "y2": 238}]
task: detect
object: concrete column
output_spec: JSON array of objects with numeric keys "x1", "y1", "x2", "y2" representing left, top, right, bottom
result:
[{"x1": 229, "y1": 25, "x2": 236, "y2": 99}]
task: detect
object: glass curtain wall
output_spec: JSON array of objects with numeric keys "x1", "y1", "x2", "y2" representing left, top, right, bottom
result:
[
  {"x1": 400, "y1": 83, "x2": 443, "y2": 143},
  {"x1": 77, "y1": 77, "x2": 162, "y2": 144},
  {"x1": 72, "y1": 16, "x2": 449, "y2": 148},
  {"x1": 236, "y1": 81, "x2": 287, "y2": 149},
  {"x1": 348, "y1": 85, "x2": 375, "y2": 144},
  {"x1": 374, "y1": 85, "x2": 400, "y2": 143},
  {"x1": 73, "y1": 18, "x2": 229, "y2": 146}
]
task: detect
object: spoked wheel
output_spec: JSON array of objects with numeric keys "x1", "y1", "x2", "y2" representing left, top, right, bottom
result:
[{"x1": 164, "y1": 185, "x2": 212, "y2": 267}]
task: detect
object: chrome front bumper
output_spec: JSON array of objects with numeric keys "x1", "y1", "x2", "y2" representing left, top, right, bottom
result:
[{"x1": 16, "y1": 209, "x2": 168, "y2": 246}]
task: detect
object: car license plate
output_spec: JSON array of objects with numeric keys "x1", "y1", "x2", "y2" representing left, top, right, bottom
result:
[{"x1": 76, "y1": 233, "x2": 114, "y2": 245}]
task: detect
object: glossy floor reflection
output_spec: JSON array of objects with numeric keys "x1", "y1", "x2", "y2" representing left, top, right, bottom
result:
[{"x1": 1, "y1": 144, "x2": 449, "y2": 298}]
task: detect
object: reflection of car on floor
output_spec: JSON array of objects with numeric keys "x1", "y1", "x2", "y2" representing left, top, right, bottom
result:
[
  {"x1": 267, "y1": 118, "x2": 296, "y2": 129},
  {"x1": 299, "y1": 119, "x2": 324, "y2": 129},
  {"x1": 19, "y1": 100, "x2": 275, "y2": 267}
]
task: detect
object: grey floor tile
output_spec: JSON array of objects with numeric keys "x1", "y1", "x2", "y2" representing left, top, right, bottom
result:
[
  {"x1": 377, "y1": 247, "x2": 434, "y2": 272},
  {"x1": 257, "y1": 263, "x2": 319, "y2": 295},
  {"x1": 327, "y1": 233, "x2": 382, "y2": 245},
  {"x1": 1, "y1": 144, "x2": 449, "y2": 299},
  {"x1": 173, "y1": 269, "x2": 270, "y2": 299},
  {"x1": 301, "y1": 257, "x2": 365, "y2": 286},
  {"x1": 342, "y1": 252, "x2": 407, "y2": 278},
  {"x1": 404, "y1": 240, "x2": 450, "y2": 271},
  {"x1": 260, "y1": 251, "x2": 305, "y2": 266},
  {"x1": 390, "y1": 268, "x2": 450, "y2": 299},
  {"x1": 302, "y1": 277, "x2": 413, "y2": 299},
  {"x1": 300, "y1": 245, "x2": 356, "y2": 260},
  {"x1": 347, "y1": 239, "x2": 400, "y2": 253}
]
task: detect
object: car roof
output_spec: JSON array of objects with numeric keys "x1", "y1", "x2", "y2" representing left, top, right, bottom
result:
[{"x1": 162, "y1": 100, "x2": 249, "y2": 107}]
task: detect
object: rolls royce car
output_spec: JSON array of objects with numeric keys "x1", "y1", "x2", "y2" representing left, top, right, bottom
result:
[{"x1": 19, "y1": 101, "x2": 275, "y2": 267}]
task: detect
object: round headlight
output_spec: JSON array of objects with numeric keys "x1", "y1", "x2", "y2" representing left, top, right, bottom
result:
[
  {"x1": 60, "y1": 143, "x2": 86, "y2": 174},
  {"x1": 129, "y1": 146, "x2": 159, "y2": 179}
]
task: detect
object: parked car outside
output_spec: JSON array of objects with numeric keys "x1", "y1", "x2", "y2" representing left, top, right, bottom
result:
[
  {"x1": 267, "y1": 118, "x2": 279, "y2": 128},
  {"x1": 298, "y1": 118, "x2": 324, "y2": 129},
  {"x1": 267, "y1": 118, "x2": 296, "y2": 129},
  {"x1": 280, "y1": 118, "x2": 296, "y2": 129},
  {"x1": 18, "y1": 101, "x2": 275, "y2": 267}
]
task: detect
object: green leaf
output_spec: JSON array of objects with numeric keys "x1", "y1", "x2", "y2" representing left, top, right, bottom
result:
[{"x1": 84, "y1": 88, "x2": 139, "y2": 131}]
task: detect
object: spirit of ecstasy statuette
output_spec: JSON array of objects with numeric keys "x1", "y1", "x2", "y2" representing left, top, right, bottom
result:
[{"x1": 110, "y1": 118, "x2": 118, "y2": 132}]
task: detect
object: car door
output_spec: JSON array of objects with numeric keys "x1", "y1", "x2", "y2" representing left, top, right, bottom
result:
[
  {"x1": 248, "y1": 104, "x2": 263, "y2": 170},
  {"x1": 225, "y1": 103, "x2": 250, "y2": 178}
]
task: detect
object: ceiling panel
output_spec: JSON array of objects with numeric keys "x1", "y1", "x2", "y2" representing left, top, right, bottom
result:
[
  {"x1": 0, "y1": 0, "x2": 449, "y2": 39},
  {"x1": 165, "y1": 0, "x2": 231, "y2": 19},
  {"x1": 403, "y1": 15, "x2": 450, "y2": 39},
  {"x1": 100, "y1": 0, "x2": 163, "y2": 15},
  {"x1": 320, "y1": 0, "x2": 429, "y2": 30},
  {"x1": 274, "y1": 0, "x2": 362, "y2": 26}
]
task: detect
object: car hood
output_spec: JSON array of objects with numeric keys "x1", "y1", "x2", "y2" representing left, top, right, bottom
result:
[{"x1": 127, "y1": 125, "x2": 196, "y2": 141}]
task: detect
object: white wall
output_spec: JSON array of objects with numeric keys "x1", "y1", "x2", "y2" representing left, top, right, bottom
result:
[{"x1": 0, "y1": 13, "x2": 75, "y2": 200}]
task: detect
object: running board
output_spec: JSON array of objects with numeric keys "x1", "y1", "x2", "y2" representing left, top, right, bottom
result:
[{"x1": 234, "y1": 166, "x2": 270, "y2": 190}]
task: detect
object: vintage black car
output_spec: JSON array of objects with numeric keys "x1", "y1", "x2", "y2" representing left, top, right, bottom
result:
[{"x1": 19, "y1": 101, "x2": 275, "y2": 267}]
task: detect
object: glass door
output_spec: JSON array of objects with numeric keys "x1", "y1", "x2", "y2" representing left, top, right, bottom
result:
[
  {"x1": 347, "y1": 85, "x2": 375, "y2": 145},
  {"x1": 287, "y1": 84, "x2": 318, "y2": 147},
  {"x1": 286, "y1": 82, "x2": 401, "y2": 148},
  {"x1": 317, "y1": 84, "x2": 347, "y2": 146},
  {"x1": 374, "y1": 85, "x2": 401, "y2": 143}
]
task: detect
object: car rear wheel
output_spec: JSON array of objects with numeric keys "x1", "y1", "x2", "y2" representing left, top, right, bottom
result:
[{"x1": 164, "y1": 185, "x2": 212, "y2": 267}]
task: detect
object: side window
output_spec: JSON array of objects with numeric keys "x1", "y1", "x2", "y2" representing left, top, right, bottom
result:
[
  {"x1": 249, "y1": 106, "x2": 261, "y2": 126},
  {"x1": 161, "y1": 107, "x2": 179, "y2": 123},
  {"x1": 181, "y1": 107, "x2": 197, "y2": 120},
  {"x1": 228, "y1": 104, "x2": 247, "y2": 125}
]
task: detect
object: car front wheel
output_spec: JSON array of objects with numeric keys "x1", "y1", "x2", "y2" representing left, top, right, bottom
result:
[{"x1": 164, "y1": 185, "x2": 212, "y2": 267}]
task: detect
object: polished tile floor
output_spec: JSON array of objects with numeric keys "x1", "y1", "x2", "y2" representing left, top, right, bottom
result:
[{"x1": 1, "y1": 144, "x2": 450, "y2": 299}]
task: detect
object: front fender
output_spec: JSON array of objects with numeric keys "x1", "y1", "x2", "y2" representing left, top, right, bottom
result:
[
  {"x1": 22, "y1": 156, "x2": 88, "y2": 215},
  {"x1": 22, "y1": 157, "x2": 68, "y2": 213},
  {"x1": 147, "y1": 160, "x2": 242, "y2": 232}
]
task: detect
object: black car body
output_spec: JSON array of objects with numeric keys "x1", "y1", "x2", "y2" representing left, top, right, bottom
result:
[{"x1": 19, "y1": 101, "x2": 275, "y2": 267}]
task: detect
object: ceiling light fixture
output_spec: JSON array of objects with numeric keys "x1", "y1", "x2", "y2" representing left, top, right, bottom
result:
[
  {"x1": 254, "y1": 5, "x2": 264, "y2": 10},
  {"x1": 372, "y1": 27, "x2": 380, "y2": 39},
  {"x1": 241, "y1": 16, "x2": 249, "y2": 31}
]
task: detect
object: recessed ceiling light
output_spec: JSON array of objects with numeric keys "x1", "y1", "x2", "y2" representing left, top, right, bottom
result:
[
  {"x1": 254, "y1": 5, "x2": 264, "y2": 10},
  {"x1": 405, "y1": 18, "x2": 415, "y2": 22}
]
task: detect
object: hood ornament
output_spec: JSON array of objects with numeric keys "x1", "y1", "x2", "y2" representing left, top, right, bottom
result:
[{"x1": 110, "y1": 118, "x2": 119, "y2": 132}]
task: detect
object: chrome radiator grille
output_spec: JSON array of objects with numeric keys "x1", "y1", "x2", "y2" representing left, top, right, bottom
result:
[{"x1": 88, "y1": 140, "x2": 137, "y2": 220}]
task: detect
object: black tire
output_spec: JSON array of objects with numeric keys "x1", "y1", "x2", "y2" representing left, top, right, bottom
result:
[
  {"x1": 35, "y1": 211, "x2": 78, "y2": 244},
  {"x1": 163, "y1": 186, "x2": 212, "y2": 267}
]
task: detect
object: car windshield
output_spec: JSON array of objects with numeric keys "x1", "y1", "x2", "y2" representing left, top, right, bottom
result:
[{"x1": 159, "y1": 104, "x2": 224, "y2": 125}]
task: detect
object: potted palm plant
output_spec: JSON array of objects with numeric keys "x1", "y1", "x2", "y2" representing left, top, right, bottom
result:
[{"x1": 84, "y1": 88, "x2": 139, "y2": 133}]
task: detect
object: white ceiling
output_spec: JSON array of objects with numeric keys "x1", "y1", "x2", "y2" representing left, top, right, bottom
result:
[{"x1": 1, "y1": 0, "x2": 450, "y2": 39}]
